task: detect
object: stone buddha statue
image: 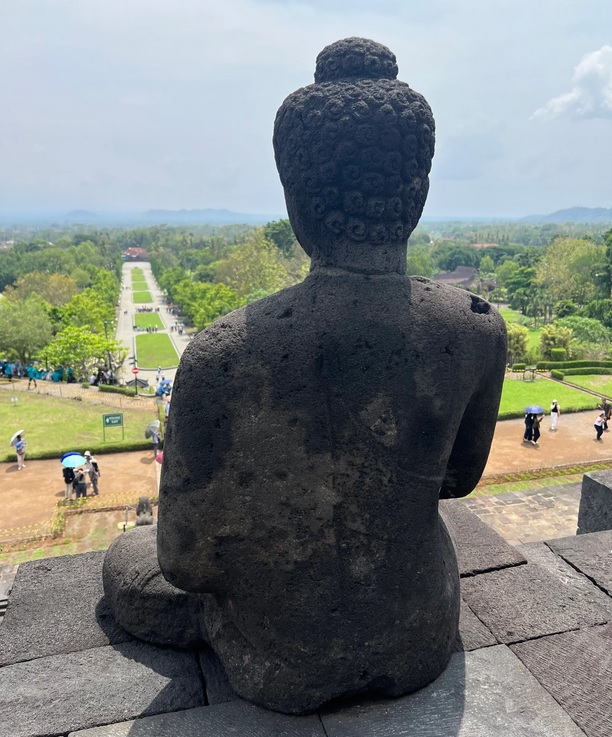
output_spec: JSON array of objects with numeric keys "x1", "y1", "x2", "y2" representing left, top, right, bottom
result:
[{"x1": 104, "y1": 37, "x2": 507, "y2": 714}]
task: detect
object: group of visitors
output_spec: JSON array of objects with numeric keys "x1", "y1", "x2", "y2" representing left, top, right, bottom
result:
[
  {"x1": 169, "y1": 322, "x2": 184, "y2": 336},
  {"x1": 135, "y1": 306, "x2": 160, "y2": 313},
  {"x1": 62, "y1": 451, "x2": 101, "y2": 500},
  {"x1": 522, "y1": 396, "x2": 612, "y2": 445}
]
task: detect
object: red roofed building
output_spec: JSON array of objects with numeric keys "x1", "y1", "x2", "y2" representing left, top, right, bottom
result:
[{"x1": 122, "y1": 247, "x2": 149, "y2": 261}]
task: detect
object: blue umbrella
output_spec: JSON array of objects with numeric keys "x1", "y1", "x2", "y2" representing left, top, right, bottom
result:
[
  {"x1": 60, "y1": 451, "x2": 82, "y2": 462},
  {"x1": 62, "y1": 454, "x2": 87, "y2": 468},
  {"x1": 525, "y1": 405, "x2": 545, "y2": 415}
]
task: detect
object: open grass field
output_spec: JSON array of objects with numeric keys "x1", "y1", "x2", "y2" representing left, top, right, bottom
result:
[
  {"x1": 0, "y1": 392, "x2": 157, "y2": 462},
  {"x1": 499, "y1": 375, "x2": 596, "y2": 418},
  {"x1": 563, "y1": 374, "x2": 612, "y2": 398},
  {"x1": 132, "y1": 280, "x2": 148, "y2": 289},
  {"x1": 132, "y1": 290, "x2": 153, "y2": 303},
  {"x1": 135, "y1": 333, "x2": 179, "y2": 368},
  {"x1": 134, "y1": 313, "x2": 164, "y2": 329},
  {"x1": 498, "y1": 307, "x2": 542, "y2": 355}
]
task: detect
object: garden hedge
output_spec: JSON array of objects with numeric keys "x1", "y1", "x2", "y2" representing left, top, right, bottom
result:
[
  {"x1": 536, "y1": 360, "x2": 612, "y2": 370},
  {"x1": 512, "y1": 363, "x2": 527, "y2": 371},
  {"x1": 550, "y1": 369, "x2": 565, "y2": 380},
  {"x1": 98, "y1": 385, "x2": 137, "y2": 397},
  {"x1": 562, "y1": 367, "x2": 612, "y2": 377}
]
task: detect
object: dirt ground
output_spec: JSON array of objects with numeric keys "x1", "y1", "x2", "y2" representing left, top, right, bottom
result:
[
  {"x1": 0, "y1": 451, "x2": 159, "y2": 539},
  {"x1": 2, "y1": 409, "x2": 611, "y2": 548},
  {"x1": 482, "y1": 409, "x2": 612, "y2": 477}
]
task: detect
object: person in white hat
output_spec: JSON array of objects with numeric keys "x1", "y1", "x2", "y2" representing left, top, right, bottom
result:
[
  {"x1": 83, "y1": 451, "x2": 101, "y2": 496},
  {"x1": 550, "y1": 400, "x2": 560, "y2": 432}
]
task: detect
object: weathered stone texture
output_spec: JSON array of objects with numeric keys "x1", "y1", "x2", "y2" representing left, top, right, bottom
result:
[
  {"x1": 0, "y1": 641, "x2": 205, "y2": 737},
  {"x1": 547, "y1": 529, "x2": 612, "y2": 595},
  {"x1": 0, "y1": 552, "x2": 131, "y2": 667},
  {"x1": 578, "y1": 470, "x2": 612, "y2": 534},
  {"x1": 512, "y1": 623, "x2": 612, "y2": 737}
]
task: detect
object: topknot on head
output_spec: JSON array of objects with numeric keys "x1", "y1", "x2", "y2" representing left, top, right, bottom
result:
[{"x1": 314, "y1": 37, "x2": 398, "y2": 84}]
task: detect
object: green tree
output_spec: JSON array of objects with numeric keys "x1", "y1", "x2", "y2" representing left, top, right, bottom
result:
[
  {"x1": 556, "y1": 316, "x2": 610, "y2": 345},
  {"x1": 213, "y1": 230, "x2": 290, "y2": 299},
  {"x1": 3, "y1": 272, "x2": 78, "y2": 307},
  {"x1": 59, "y1": 290, "x2": 115, "y2": 333},
  {"x1": 263, "y1": 219, "x2": 297, "y2": 257},
  {"x1": 0, "y1": 297, "x2": 53, "y2": 365},
  {"x1": 537, "y1": 237, "x2": 602, "y2": 305},
  {"x1": 539, "y1": 324, "x2": 574, "y2": 360},
  {"x1": 494, "y1": 259, "x2": 519, "y2": 288},
  {"x1": 406, "y1": 246, "x2": 434, "y2": 278},
  {"x1": 193, "y1": 284, "x2": 242, "y2": 330},
  {"x1": 479, "y1": 254, "x2": 495, "y2": 274},
  {"x1": 506, "y1": 323, "x2": 528, "y2": 364},
  {"x1": 39, "y1": 325, "x2": 126, "y2": 379}
]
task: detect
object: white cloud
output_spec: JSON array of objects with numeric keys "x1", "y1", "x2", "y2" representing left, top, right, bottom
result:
[{"x1": 534, "y1": 45, "x2": 612, "y2": 120}]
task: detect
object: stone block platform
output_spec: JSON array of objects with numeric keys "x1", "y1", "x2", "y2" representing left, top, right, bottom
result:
[{"x1": 1, "y1": 501, "x2": 611, "y2": 736}]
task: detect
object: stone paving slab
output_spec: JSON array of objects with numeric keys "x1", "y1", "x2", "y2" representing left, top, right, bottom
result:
[
  {"x1": 456, "y1": 601, "x2": 497, "y2": 651},
  {"x1": 547, "y1": 529, "x2": 612, "y2": 596},
  {"x1": 461, "y1": 560, "x2": 611, "y2": 644},
  {"x1": 463, "y1": 484, "x2": 581, "y2": 546},
  {"x1": 69, "y1": 700, "x2": 326, "y2": 736},
  {"x1": 321, "y1": 645, "x2": 585, "y2": 737},
  {"x1": 516, "y1": 541, "x2": 612, "y2": 616},
  {"x1": 0, "y1": 641, "x2": 205, "y2": 737},
  {"x1": 0, "y1": 551, "x2": 132, "y2": 667},
  {"x1": 439, "y1": 499, "x2": 526, "y2": 576},
  {"x1": 512, "y1": 623, "x2": 612, "y2": 737}
]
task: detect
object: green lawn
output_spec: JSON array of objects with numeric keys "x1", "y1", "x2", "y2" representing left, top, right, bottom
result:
[
  {"x1": 135, "y1": 333, "x2": 179, "y2": 368},
  {"x1": 0, "y1": 392, "x2": 157, "y2": 462},
  {"x1": 133, "y1": 291, "x2": 153, "y2": 304},
  {"x1": 563, "y1": 374, "x2": 612, "y2": 398},
  {"x1": 134, "y1": 313, "x2": 164, "y2": 329},
  {"x1": 132, "y1": 281, "x2": 148, "y2": 289},
  {"x1": 131, "y1": 268, "x2": 144, "y2": 275},
  {"x1": 499, "y1": 376, "x2": 597, "y2": 418}
]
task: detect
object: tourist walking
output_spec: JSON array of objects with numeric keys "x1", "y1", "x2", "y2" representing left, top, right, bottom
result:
[
  {"x1": 14, "y1": 434, "x2": 26, "y2": 470},
  {"x1": 532, "y1": 414, "x2": 542, "y2": 446},
  {"x1": 152, "y1": 430, "x2": 160, "y2": 458},
  {"x1": 84, "y1": 451, "x2": 100, "y2": 496},
  {"x1": 600, "y1": 397, "x2": 612, "y2": 431},
  {"x1": 595, "y1": 412, "x2": 606, "y2": 442},
  {"x1": 523, "y1": 413, "x2": 534, "y2": 443},
  {"x1": 550, "y1": 400, "x2": 560, "y2": 431},
  {"x1": 62, "y1": 466, "x2": 75, "y2": 500}
]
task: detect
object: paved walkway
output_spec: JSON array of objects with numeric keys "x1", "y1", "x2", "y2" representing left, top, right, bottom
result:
[{"x1": 117, "y1": 262, "x2": 192, "y2": 385}]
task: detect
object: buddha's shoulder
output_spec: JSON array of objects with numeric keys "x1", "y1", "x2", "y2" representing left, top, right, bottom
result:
[{"x1": 409, "y1": 277, "x2": 506, "y2": 336}]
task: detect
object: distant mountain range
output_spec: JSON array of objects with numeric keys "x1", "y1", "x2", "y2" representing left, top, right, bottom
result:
[{"x1": 521, "y1": 207, "x2": 612, "y2": 224}]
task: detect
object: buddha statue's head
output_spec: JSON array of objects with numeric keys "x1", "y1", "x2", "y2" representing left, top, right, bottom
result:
[{"x1": 273, "y1": 37, "x2": 435, "y2": 274}]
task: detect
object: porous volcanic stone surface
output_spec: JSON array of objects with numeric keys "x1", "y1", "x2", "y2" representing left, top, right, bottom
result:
[
  {"x1": 320, "y1": 645, "x2": 585, "y2": 737},
  {"x1": 0, "y1": 641, "x2": 205, "y2": 737},
  {"x1": 578, "y1": 470, "x2": 612, "y2": 534},
  {"x1": 103, "y1": 525, "x2": 210, "y2": 647},
  {"x1": 0, "y1": 551, "x2": 131, "y2": 667},
  {"x1": 69, "y1": 701, "x2": 327, "y2": 736},
  {"x1": 149, "y1": 38, "x2": 506, "y2": 713},
  {"x1": 440, "y1": 500, "x2": 526, "y2": 576},
  {"x1": 547, "y1": 529, "x2": 612, "y2": 595},
  {"x1": 456, "y1": 601, "x2": 497, "y2": 651},
  {"x1": 461, "y1": 560, "x2": 611, "y2": 644},
  {"x1": 512, "y1": 623, "x2": 612, "y2": 737},
  {"x1": 518, "y1": 540, "x2": 612, "y2": 615},
  {"x1": 199, "y1": 647, "x2": 239, "y2": 705}
]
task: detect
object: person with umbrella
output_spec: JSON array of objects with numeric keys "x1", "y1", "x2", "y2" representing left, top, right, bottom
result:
[
  {"x1": 523, "y1": 405, "x2": 544, "y2": 446},
  {"x1": 145, "y1": 420, "x2": 161, "y2": 458},
  {"x1": 61, "y1": 452, "x2": 87, "y2": 498},
  {"x1": 11, "y1": 430, "x2": 26, "y2": 470},
  {"x1": 73, "y1": 467, "x2": 88, "y2": 499}
]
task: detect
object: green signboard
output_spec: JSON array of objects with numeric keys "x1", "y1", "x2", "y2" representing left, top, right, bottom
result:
[{"x1": 103, "y1": 413, "x2": 124, "y2": 441}]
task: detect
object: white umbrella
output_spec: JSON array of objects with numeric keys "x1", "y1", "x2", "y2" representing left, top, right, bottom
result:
[{"x1": 10, "y1": 429, "x2": 25, "y2": 446}]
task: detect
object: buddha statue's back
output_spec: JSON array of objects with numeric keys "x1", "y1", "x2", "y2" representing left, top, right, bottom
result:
[{"x1": 105, "y1": 37, "x2": 507, "y2": 715}]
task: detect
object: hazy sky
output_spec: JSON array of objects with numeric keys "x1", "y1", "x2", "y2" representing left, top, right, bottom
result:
[{"x1": 1, "y1": 0, "x2": 612, "y2": 218}]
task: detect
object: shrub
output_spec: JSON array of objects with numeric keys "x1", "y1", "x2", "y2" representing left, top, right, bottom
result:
[
  {"x1": 536, "y1": 360, "x2": 612, "y2": 370},
  {"x1": 551, "y1": 369, "x2": 565, "y2": 380},
  {"x1": 550, "y1": 348, "x2": 566, "y2": 361},
  {"x1": 562, "y1": 367, "x2": 612, "y2": 376},
  {"x1": 98, "y1": 385, "x2": 137, "y2": 397},
  {"x1": 512, "y1": 363, "x2": 526, "y2": 371}
]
